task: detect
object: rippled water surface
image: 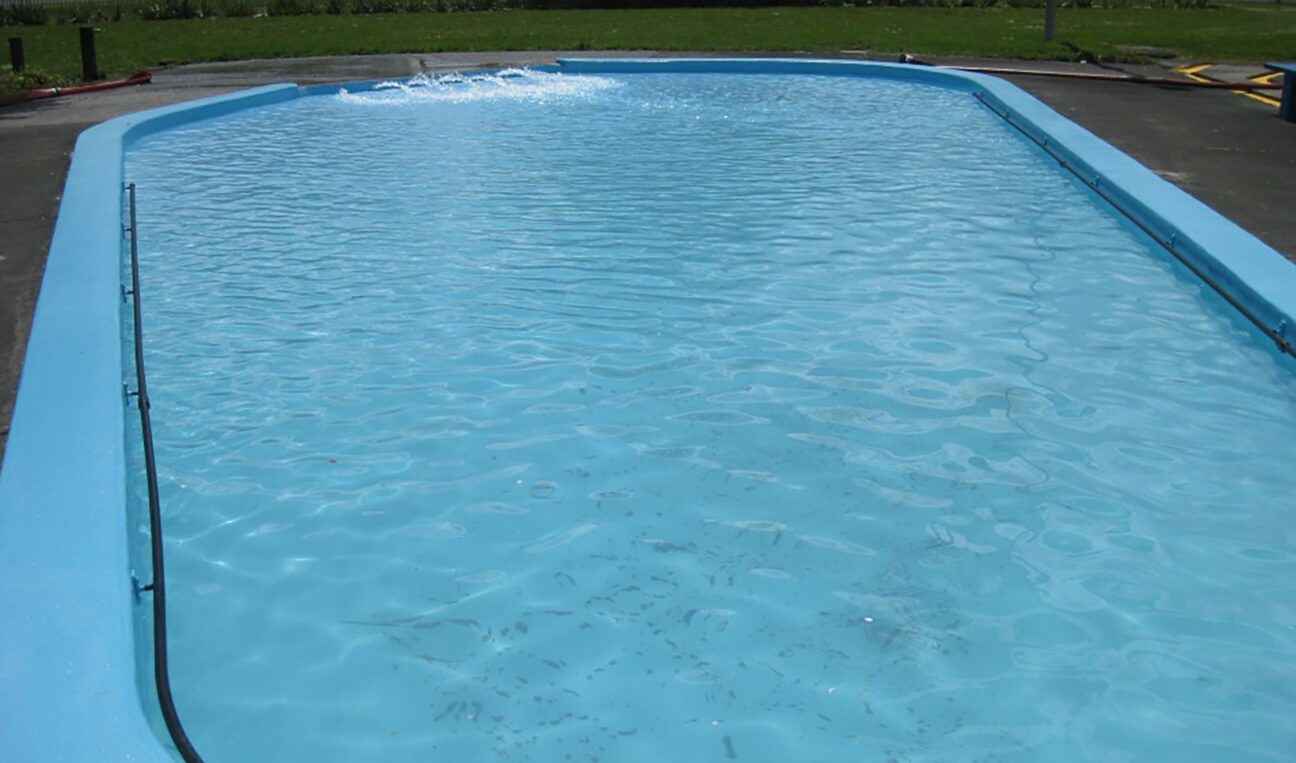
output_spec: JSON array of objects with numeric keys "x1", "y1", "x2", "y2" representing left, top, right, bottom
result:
[{"x1": 125, "y1": 70, "x2": 1296, "y2": 762}]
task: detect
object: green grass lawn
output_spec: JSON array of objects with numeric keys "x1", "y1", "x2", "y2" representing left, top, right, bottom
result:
[{"x1": 3, "y1": 6, "x2": 1294, "y2": 84}]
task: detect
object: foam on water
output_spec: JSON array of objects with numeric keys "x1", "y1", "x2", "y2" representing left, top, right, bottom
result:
[{"x1": 336, "y1": 68, "x2": 620, "y2": 105}]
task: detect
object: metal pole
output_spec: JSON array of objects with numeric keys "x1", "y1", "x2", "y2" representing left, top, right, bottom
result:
[
  {"x1": 8, "y1": 37, "x2": 23, "y2": 73},
  {"x1": 1044, "y1": 0, "x2": 1058, "y2": 42},
  {"x1": 79, "y1": 26, "x2": 99, "y2": 81}
]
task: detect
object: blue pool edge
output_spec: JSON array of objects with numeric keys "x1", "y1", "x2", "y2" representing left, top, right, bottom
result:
[{"x1": 1, "y1": 58, "x2": 1293, "y2": 762}]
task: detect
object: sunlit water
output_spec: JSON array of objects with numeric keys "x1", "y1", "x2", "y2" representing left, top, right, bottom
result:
[{"x1": 125, "y1": 69, "x2": 1296, "y2": 762}]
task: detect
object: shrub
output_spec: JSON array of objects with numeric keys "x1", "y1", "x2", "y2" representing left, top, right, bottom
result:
[
  {"x1": 137, "y1": 0, "x2": 204, "y2": 20},
  {"x1": 1, "y1": 65, "x2": 71, "y2": 93},
  {"x1": 268, "y1": 0, "x2": 306, "y2": 14},
  {"x1": 53, "y1": 2, "x2": 106, "y2": 23},
  {"x1": 221, "y1": 0, "x2": 260, "y2": 16},
  {"x1": 1, "y1": 2, "x2": 50, "y2": 26},
  {"x1": 351, "y1": 0, "x2": 403, "y2": 12}
]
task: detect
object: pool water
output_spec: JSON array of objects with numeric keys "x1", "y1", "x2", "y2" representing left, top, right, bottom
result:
[{"x1": 125, "y1": 70, "x2": 1296, "y2": 762}]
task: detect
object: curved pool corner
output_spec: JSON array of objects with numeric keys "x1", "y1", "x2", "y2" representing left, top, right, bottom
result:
[
  {"x1": 0, "y1": 82, "x2": 305, "y2": 763},
  {"x1": 1, "y1": 57, "x2": 1294, "y2": 763}
]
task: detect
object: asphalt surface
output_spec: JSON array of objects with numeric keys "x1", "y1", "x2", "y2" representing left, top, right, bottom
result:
[{"x1": 1, "y1": 51, "x2": 1293, "y2": 464}]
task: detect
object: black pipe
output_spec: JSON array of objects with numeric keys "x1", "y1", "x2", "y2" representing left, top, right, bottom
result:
[
  {"x1": 79, "y1": 26, "x2": 99, "y2": 81},
  {"x1": 8, "y1": 37, "x2": 23, "y2": 73},
  {"x1": 127, "y1": 184, "x2": 210, "y2": 763}
]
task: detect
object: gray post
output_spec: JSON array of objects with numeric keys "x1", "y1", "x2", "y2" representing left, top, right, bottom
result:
[
  {"x1": 1044, "y1": 0, "x2": 1058, "y2": 42},
  {"x1": 8, "y1": 37, "x2": 23, "y2": 73},
  {"x1": 79, "y1": 26, "x2": 100, "y2": 81}
]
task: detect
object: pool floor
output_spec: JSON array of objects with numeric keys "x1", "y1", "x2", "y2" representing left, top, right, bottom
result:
[{"x1": 115, "y1": 69, "x2": 1296, "y2": 761}]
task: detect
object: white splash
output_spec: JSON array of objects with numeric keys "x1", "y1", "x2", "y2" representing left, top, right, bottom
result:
[{"x1": 336, "y1": 68, "x2": 620, "y2": 106}]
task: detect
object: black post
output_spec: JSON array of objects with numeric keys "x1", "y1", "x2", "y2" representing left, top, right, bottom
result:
[
  {"x1": 1044, "y1": 0, "x2": 1058, "y2": 42},
  {"x1": 7, "y1": 37, "x2": 24, "y2": 73},
  {"x1": 8, "y1": 37, "x2": 23, "y2": 73},
  {"x1": 79, "y1": 26, "x2": 99, "y2": 81}
]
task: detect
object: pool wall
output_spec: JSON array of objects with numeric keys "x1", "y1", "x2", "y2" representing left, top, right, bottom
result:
[{"x1": 0, "y1": 58, "x2": 1292, "y2": 762}]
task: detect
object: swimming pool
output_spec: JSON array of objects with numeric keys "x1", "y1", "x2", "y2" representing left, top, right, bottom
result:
[{"x1": 4, "y1": 59, "x2": 1296, "y2": 762}]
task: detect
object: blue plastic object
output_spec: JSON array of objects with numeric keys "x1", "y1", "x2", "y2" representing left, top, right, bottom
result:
[{"x1": 1265, "y1": 62, "x2": 1295, "y2": 122}]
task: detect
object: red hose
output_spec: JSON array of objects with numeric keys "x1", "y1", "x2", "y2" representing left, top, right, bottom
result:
[{"x1": 0, "y1": 70, "x2": 153, "y2": 106}]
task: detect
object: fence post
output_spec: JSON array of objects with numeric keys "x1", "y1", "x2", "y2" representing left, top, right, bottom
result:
[
  {"x1": 79, "y1": 26, "x2": 100, "y2": 81},
  {"x1": 8, "y1": 37, "x2": 23, "y2": 73},
  {"x1": 1044, "y1": 0, "x2": 1058, "y2": 42}
]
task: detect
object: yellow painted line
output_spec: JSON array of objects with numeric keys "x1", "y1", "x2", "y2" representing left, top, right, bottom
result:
[
  {"x1": 1244, "y1": 70, "x2": 1285, "y2": 105},
  {"x1": 1238, "y1": 90, "x2": 1282, "y2": 107},
  {"x1": 1174, "y1": 62, "x2": 1278, "y2": 109},
  {"x1": 1245, "y1": 71, "x2": 1283, "y2": 105},
  {"x1": 1238, "y1": 91, "x2": 1280, "y2": 106},
  {"x1": 1174, "y1": 63, "x2": 1214, "y2": 77}
]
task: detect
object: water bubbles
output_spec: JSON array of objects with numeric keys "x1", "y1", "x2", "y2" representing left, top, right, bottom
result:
[
  {"x1": 528, "y1": 481, "x2": 557, "y2": 499},
  {"x1": 336, "y1": 69, "x2": 621, "y2": 107}
]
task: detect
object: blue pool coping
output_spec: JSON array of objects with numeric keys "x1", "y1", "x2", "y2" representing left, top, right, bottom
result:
[{"x1": 1, "y1": 57, "x2": 1293, "y2": 762}]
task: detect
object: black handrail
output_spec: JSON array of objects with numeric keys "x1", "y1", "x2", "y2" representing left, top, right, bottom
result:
[{"x1": 127, "y1": 183, "x2": 209, "y2": 763}]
